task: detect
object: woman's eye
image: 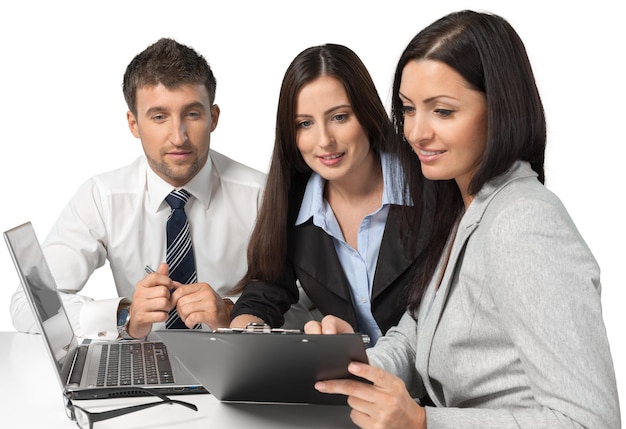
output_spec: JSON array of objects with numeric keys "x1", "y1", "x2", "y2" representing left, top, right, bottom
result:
[
  {"x1": 333, "y1": 113, "x2": 348, "y2": 122},
  {"x1": 401, "y1": 106, "x2": 415, "y2": 116},
  {"x1": 434, "y1": 108, "x2": 453, "y2": 118},
  {"x1": 297, "y1": 120, "x2": 312, "y2": 128}
]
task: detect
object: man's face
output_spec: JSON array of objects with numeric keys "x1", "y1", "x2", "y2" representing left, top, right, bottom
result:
[{"x1": 127, "y1": 83, "x2": 219, "y2": 187}]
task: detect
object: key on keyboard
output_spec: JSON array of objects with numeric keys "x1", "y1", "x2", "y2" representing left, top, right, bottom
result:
[{"x1": 96, "y1": 342, "x2": 175, "y2": 387}]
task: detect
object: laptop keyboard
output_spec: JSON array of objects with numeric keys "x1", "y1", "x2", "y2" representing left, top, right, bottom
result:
[{"x1": 96, "y1": 342, "x2": 175, "y2": 387}]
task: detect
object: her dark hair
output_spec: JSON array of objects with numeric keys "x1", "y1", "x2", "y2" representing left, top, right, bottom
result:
[
  {"x1": 391, "y1": 10, "x2": 547, "y2": 313},
  {"x1": 232, "y1": 44, "x2": 394, "y2": 292}
]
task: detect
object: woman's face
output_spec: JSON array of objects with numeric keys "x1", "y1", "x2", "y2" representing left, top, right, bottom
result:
[
  {"x1": 295, "y1": 75, "x2": 372, "y2": 185},
  {"x1": 399, "y1": 59, "x2": 488, "y2": 200}
]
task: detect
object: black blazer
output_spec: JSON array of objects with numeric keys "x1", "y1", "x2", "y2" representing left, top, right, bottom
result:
[{"x1": 232, "y1": 203, "x2": 431, "y2": 335}]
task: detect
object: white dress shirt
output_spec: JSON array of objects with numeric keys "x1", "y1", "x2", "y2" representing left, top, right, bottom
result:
[{"x1": 10, "y1": 150, "x2": 265, "y2": 339}]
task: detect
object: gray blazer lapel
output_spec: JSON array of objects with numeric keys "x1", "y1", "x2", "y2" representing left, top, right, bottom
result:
[
  {"x1": 415, "y1": 162, "x2": 537, "y2": 404},
  {"x1": 416, "y1": 214, "x2": 480, "y2": 405}
]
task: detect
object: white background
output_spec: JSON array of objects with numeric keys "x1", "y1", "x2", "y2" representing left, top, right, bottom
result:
[{"x1": 1, "y1": 0, "x2": 623, "y2": 419}]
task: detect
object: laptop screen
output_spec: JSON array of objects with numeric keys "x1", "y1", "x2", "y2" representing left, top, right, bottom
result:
[{"x1": 4, "y1": 222, "x2": 77, "y2": 378}]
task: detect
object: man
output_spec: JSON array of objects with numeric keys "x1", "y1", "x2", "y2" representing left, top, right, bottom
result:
[{"x1": 10, "y1": 38, "x2": 265, "y2": 339}]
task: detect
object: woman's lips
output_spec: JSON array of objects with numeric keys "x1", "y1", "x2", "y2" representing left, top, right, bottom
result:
[
  {"x1": 416, "y1": 148, "x2": 445, "y2": 163},
  {"x1": 318, "y1": 152, "x2": 345, "y2": 166}
]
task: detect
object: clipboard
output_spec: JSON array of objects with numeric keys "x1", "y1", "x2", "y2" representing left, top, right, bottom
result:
[{"x1": 155, "y1": 326, "x2": 369, "y2": 405}]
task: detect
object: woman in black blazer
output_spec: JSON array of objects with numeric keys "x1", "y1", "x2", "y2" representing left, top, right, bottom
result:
[{"x1": 229, "y1": 44, "x2": 430, "y2": 344}]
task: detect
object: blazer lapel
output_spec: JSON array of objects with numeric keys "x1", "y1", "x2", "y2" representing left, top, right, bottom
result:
[
  {"x1": 291, "y1": 219, "x2": 352, "y2": 302},
  {"x1": 416, "y1": 214, "x2": 480, "y2": 406},
  {"x1": 371, "y1": 206, "x2": 421, "y2": 300},
  {"x1": 415, "y1": 162, "x2": 539, "y2": 405},
  {"x1": 293, "y1": 206, "x2": 424, "y2": 304}
]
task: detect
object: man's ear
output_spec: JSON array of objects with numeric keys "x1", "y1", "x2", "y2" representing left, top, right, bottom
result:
[
  {"x1": 127, "y1": 111, "x2": 141, "y2": 138},
  {"x1": 210, "y1": 104, "x2": 220, "y2": 132}
]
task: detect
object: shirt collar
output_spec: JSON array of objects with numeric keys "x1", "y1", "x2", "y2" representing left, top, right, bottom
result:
[
  {"x1": 295, "y1": 172, "x2": 325, "y2": 226},
  {"x1": 295, "y1": 152, "x2": 403, "y2": 226},
  {"x1": 461, "y1": 160, "x2": 537, "y2": 228},
  {"x1": 146, "y1": 155, "x2": 214, "y2": 213}
]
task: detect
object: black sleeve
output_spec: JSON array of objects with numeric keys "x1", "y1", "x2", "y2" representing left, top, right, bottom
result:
[{"x1": 230, "y1": 261, "x2": 299, "y2": 327}]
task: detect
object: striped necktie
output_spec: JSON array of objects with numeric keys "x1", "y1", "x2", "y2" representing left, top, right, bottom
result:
[{"x1": 165, "y1": 189, "x2": 199, "y2": 329}]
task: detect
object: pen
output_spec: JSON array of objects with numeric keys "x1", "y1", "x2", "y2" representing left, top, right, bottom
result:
[{"x1": 144, "y1": 265, "x2": 175, "y2": 293}]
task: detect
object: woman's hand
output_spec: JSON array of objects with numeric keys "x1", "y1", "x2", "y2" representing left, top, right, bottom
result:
[
  {"x1": 314, "y1": 361, "x2": 426, "y2": 429},
  {"x1": 304, "y1": 314, "x2": 355, "y2": 335},
  {"x1": 305, "y1": 315, "x2": 426, "y2": 428}
]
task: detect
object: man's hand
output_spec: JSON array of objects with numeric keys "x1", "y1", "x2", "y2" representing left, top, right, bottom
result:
[
  {"x1": 170, "y1": 281, "x2": 233, "y2": 330},
  {"x1": 128, "y1": 263, "x2": 233, "y2": 336},
  {"x1": 128, "y1": 263, "x2": 175, "y2": 338}
]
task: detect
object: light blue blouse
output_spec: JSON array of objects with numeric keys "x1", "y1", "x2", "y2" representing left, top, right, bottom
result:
[{"x1": 295, "y1": 153, "x2": 405, "y2": 344}]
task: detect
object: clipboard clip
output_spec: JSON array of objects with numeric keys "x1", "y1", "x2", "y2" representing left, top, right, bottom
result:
[
  {"x1": 215, "y1": 322, "x2": 301, "y2": 334},
  {"x1": 216, "y1": 323, "x2": 371, "y2": 344}
]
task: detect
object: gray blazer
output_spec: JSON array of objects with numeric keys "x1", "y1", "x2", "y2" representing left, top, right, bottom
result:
[{"x1": 368, "y1": 161, "x2": 621, "y2": 428}]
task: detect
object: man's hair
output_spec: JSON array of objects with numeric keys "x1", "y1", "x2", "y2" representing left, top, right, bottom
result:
[{"x1": 122, "y1": 38, "x2": 217, "y2": 116}]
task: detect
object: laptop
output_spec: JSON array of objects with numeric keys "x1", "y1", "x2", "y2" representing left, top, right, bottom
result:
[
  {"x1": 3, "y1": 221, "x2": 207, "y2": 400},
  {"x1": 155, "y1": 328, "x2": 370, "y2": 405}
]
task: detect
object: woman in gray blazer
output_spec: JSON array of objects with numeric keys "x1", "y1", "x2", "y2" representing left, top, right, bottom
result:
[{"x1": 306, "y1": 10, "x2": 621, "y2": 429}]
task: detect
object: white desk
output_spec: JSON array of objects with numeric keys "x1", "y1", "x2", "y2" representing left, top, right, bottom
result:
[{"x1": 0, "y1": 332, "x2": 356, "y2": 428}]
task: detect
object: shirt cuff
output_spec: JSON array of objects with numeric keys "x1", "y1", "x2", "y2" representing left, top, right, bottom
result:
[{"x1": 79, "y1": 297, "x2": 128, "y2": 340}]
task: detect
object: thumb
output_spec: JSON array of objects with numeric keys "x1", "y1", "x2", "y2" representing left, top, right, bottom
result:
[{"x1": 157, "y1": 262, "x2": 170, "y2": 276}]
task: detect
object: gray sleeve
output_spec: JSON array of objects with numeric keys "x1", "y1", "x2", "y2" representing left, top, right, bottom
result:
[
  {"x1": 425, "y1": 197, "x2": 620, "y2": 428},
  {"x1": 366, "y1": 312, "x2": 426, "y2": 400}
]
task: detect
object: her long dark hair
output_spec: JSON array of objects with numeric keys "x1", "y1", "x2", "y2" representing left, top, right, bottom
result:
[
  {"x1": 232, "y1": 44, "x2": 395, "y2": 292},
  {"x1": 392, "y1": 10, "x2": 547, "y2": 314}
]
